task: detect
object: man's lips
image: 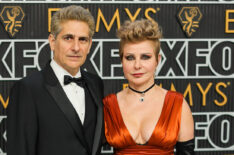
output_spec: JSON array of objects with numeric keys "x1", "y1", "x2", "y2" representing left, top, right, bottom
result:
[{"x1": 68, "y1": 55, "x2": 82, "y2": 59}]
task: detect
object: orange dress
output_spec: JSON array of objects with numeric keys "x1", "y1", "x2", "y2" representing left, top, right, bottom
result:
[{"x1": 103, "y1": 91, "x2": 183, "y2": 155}]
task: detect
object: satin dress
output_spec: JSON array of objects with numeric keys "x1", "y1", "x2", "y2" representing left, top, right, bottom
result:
[{"x1": 103, "y1": 91, "x2": 183, "y2": 155}]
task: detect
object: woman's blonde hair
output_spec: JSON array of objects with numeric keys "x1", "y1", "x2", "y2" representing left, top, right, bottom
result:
[{"x1": 117, "y1": 19, "x2": 162, "y2": 61}]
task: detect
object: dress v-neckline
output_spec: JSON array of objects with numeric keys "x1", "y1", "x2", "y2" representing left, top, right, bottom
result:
[{"x1": 114, "y1": 91, "x2": 170, "y2": 145}]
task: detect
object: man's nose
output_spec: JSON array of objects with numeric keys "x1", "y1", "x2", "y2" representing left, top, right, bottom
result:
[{"x1": 72, "y1": 39, "x2": 80, "y2": 52}]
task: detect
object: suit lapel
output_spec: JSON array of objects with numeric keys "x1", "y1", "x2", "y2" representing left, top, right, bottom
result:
[
  {"x1": 81, "y1": 70, "x2": 103, "y2": 155},
  {"x1": 42, "y1": 63, "x2": 89, "y2": 150}
]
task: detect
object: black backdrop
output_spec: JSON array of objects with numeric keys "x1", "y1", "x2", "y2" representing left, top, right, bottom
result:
[{"x1": 0, "y1": 1, "x2": 234, "y2": 154}]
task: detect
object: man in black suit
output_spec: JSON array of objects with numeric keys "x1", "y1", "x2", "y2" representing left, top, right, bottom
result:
[{"x1": 7, "y1": 5, "x2": 104, "y2": 155}]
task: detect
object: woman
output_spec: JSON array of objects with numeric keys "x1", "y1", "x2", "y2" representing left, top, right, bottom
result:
[{"x1": 103, "y1": 19, "x2": 194, "y2": 155}]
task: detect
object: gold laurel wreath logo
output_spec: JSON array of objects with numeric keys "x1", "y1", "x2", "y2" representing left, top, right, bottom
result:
[
  {"x1": 178, "y1": 7, "x2": 202, "y2": 37},
  {"x1": 0, "y1": 6, "x2": 25, "y2": 37}
]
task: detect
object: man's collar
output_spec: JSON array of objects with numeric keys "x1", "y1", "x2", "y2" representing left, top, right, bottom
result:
[{"x1": 50, "y1": 59, "x2": 81, "y2": 86}]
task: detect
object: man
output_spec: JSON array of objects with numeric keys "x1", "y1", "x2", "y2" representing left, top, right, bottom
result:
[{"x1": 7, "y1": 5, "x2": 104, "y2": 155}]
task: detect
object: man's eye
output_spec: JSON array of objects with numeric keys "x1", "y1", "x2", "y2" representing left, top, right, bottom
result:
[
  {"x1": 79, "y1": 37, "x2": 89, "y2": 43},
  {"x1": 64, "y1": 36, "x2": 73, "y2": 40},
  {"x1": 125, "y1": 55, "x2": 134, "y2": 60},
  {"x1": 141, "y1": 55, "x2": 151, "y2": 60}
]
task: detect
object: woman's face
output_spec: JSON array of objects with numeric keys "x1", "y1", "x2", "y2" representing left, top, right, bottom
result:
[{"x1": 122, "y1": 40, "x2": 160, "y2": 87}]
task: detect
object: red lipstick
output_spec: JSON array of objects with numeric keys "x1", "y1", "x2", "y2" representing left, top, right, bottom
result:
[{"x1": 132, "y1": 73, "x2": 143, "y2": 77}]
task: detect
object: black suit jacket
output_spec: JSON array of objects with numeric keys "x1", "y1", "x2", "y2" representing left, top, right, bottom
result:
[{"x1": 7, "y1": 62, "x2": 104, "y2": 155}]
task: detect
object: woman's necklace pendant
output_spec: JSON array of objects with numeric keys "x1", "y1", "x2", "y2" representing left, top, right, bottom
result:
[
  {"x1": 140, "y1": 93, "x2": 145, "y2": 102},
  {"x1": 140, "y1": 97, "x2": 144, "y2": 102},
  {"x1": 128, "y1": 83, "x2": 155, "y2": 103}
]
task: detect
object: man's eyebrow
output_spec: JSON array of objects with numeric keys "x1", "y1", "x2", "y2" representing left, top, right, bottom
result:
[
  {"x1": 64, "y1": 33, "x2": 73, "y2": 36},
  {"x1": 61, "y1": 34, "x2": 90, "y2": 40},
  {"x1": 79, "y1": 36, "x2": 89, "y2": 39}
]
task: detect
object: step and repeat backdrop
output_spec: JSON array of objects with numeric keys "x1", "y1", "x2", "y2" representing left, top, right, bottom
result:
[{"x1": 0, "y1": 0, "x2": 234, "y2": 154}]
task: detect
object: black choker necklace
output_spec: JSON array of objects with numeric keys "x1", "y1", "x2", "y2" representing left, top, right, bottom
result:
[{"x1": 128, "y1": 83, "x2": 155, "y2": 102}]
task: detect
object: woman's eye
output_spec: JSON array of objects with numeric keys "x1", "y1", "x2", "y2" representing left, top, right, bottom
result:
[
  {"x1": 125, "y1": 55, "x2": 134, "y2": 60},
  {"x1": 141, "y1": 55, "x2": 151, "y2": 60}
]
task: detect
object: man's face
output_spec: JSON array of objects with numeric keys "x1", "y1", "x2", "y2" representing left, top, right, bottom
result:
[{"x1": 49, "y1": 20, "x2": 92, "y2": 76}]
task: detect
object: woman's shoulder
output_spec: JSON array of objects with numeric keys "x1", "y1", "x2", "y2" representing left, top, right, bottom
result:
[
  {"x1": 167, "y1": 90, "x2": 183, "y2": 97},
  {"x1": 162, "y1": 89, "x2": 184, "y2": 102},
  {"x1": 103, "y1": 93, "x2": 117, "y2": 107},
  {"x1": 103, "y1": 89, "x2": 126, "y2": 107},
  {"x1": 156, "y1": 86, "x2": 184, "y2": 105}
]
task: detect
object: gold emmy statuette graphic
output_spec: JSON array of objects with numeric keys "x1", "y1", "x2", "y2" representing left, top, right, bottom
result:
[
  {"x1": 177, "y1": 7, "x2": 202, "y2": 37},
  {"x1": 0, "y1": 6, "x2": 25, "y2": 37}
]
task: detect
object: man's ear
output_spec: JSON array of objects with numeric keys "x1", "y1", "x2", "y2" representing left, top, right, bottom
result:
[{"x1": 48, "y1": 34, "x2": 56, "y2": 51}]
